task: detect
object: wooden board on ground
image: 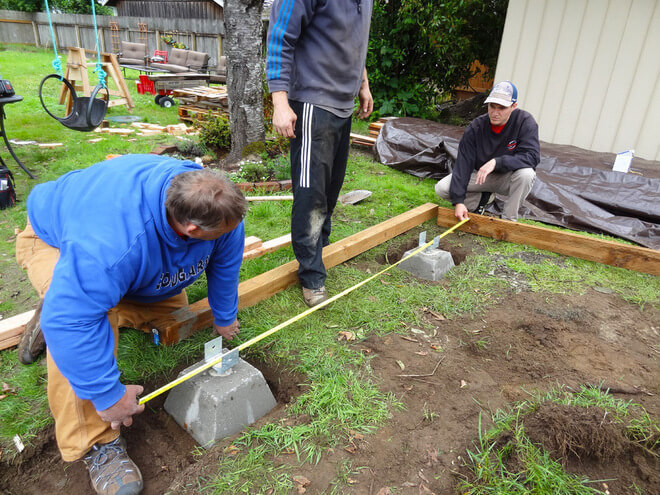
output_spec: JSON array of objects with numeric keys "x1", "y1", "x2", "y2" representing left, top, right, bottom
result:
[
  {"x1": 150, "y1": 203, "x2": 439, "y2": 344},
  {"x1": 0, "y1": 310, "x2": 35, "y2": 351},
  {"x1": 436, "y1": 207, "x2": 660, "y2": 276},
  {"x1": 246, "y1": 196, "x2": 293, "y2": 202},
  {"x1": 350, "y1": 133, "x2": 377, "y2": 147},
  {"x1": 243, "y1": 234, "x2": 292, "y2": 260}
]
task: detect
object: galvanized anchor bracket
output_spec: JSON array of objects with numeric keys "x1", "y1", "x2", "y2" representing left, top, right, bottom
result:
[
  {"x1": 418, "y1": 231, "x2": 440, "y2": 250},
  {"x1": 204, "y1": 336, "x2": 239, "y2": 375}
]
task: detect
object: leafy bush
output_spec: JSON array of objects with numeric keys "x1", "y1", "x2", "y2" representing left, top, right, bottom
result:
[
  {"x1": 196, "y1": 114, "x2": 231, "y2": 151},
  {"x1": 368, "y1": 0, "x2": 507, "y2": 119},
  {"x1": 176, "y1": 139, "x2": 208, "y2": 157},
  {"x1": 234, "y1": 161, "x2": 270, "y2": 183}
]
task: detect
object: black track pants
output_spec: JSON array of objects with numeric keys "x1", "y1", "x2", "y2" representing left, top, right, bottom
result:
[{"x1": 289, "y1": 101, "x2": 351, "y2": 289}]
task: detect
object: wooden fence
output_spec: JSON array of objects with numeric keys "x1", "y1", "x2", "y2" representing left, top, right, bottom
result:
[{"x1": 0, "y1": 9, "x2": 225, "y2": 70}]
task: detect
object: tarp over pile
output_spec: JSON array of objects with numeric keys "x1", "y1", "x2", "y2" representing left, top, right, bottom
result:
[{"x1": 374, "y1": 117, "x2": 660, "y2": 250}]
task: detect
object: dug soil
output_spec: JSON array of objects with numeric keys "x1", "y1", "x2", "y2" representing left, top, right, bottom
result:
[{"x1": 1, "y1": 235, "x2": 658, "y2": 494}]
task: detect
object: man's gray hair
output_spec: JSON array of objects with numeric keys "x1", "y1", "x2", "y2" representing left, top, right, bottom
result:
[{"x1": 165, "y1": 168, "x2": 247, "y2": 231}]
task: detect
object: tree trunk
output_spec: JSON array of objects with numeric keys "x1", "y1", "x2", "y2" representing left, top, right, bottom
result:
[{"x1": 223, "y1": 0, "x2": 265, "y2": 165}]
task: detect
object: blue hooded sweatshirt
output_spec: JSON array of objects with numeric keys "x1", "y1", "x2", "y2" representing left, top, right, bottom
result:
[{"x1": 27, "y1": 154, "x2": 245, "y2": 410}]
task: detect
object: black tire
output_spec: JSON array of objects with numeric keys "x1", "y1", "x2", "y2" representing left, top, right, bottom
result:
[
  {"x1": 154, "y1": 94, "x2": 163, "y2": 105},
  {"x1": 160, "y1": 96, "x2": 175, "y2": 108}
]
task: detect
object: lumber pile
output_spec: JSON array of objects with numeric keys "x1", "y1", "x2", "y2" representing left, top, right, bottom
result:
[
  {"x1": 172, "y1": 86, "x2": 229, "y2": 123},
  {"x1": 91, "y1": 122, "x2": 197, "y2": 137},
  {"x1": 350, "y1": 116, "x2": 397, "y2": 147}
]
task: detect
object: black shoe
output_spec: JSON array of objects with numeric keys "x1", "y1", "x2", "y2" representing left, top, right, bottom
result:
[
  {"x1": 17, "y1": 299, "x2": 45, "y2": 365},
  {"x1": 473, "y1": 192, "x2": 495, "y2": 215}
]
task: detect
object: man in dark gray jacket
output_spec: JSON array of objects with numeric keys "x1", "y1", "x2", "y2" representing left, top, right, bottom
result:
[
  {"x1": 266, "y1": 0, "x2": 374, "y2": 307},
  {"x1": 435, "y1": 81, "x2": 540, "y2": 221}
]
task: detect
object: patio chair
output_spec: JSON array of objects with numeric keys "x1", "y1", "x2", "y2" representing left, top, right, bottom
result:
[{"x1": 118, "y1": 41, "x2": 148, "y2": 66}]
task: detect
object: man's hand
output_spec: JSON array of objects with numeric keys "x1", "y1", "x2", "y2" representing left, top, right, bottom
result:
[
  {"x1": 214, "y1": 319, "x2": 240, "y2": 339},
  {"x1": 97, "y1": 385, "x2": 145, "y2": 430},
  {"x1": 356, "y1": 69, "x2": 373, "y2": 119},
  {"x1": 476, "y1": 159, "x2": 496, "y2": 185},
  {"x1": 454, "y1": 203, "x2": 469, "y2": 221},
  {"x1": 271, "y1": 91, "x2": 297, "y2": 138}
]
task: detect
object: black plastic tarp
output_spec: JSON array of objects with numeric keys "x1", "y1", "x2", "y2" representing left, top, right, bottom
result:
[{"x1": 374, "y1": 117, "x2": 660, "y2": 249}]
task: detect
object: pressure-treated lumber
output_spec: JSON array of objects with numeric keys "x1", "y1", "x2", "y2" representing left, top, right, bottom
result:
[
  {"x1": 243, "y1": 234, "x2": 292, "y2": 260},
  {"x1": 246, "y1": 196, "x2": 293, "y2": 202},
  {"x1": 0, "y1": 310, "x2": 35, "y2": 351},
  {"x1": 436, "y1": 207, "x2": 660, "y2": 276},
  {"x1": 243, "y1": 236, "x2": 262, "y2": 252},
  {"x1": 150, "y1": 203, "x2": 439, "y2": 344}
]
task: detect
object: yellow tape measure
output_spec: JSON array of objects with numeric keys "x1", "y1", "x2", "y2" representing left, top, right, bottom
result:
[{"x1": 138, "y1": 218, "x2": 469, "y2": 405}]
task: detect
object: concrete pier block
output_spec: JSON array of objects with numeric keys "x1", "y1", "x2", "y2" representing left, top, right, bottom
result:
[
  {"x1": 164, "y1": 352, "x2": 276, "y2": 448},
  {"x1": 398, "y1": 247, "x2": 455, "y2": 281}
]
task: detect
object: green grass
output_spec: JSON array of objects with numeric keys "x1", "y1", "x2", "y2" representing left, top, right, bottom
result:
[{"x1": 459, "y1": 385, "x2": 659, "y2": 494}]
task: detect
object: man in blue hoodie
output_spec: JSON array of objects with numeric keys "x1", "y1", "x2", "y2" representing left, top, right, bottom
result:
[
  {"x1": 266, "y1": 0, "x2": 374, "y2": 308},
  {"x1": 15, "y1": 155, "x2": 247, "y2": 495}
]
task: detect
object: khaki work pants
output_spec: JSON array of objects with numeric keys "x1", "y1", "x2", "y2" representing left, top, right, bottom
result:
[
  {"x1": 15, "y1": 221, "x2": 187, "y2": 461},
  {"x1": 435, "y1": 168, "x2": 536, "y2": 221}
]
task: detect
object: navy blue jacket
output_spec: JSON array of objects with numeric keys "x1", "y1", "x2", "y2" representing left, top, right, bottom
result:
[
  {"x1": 450, "y1": 110, "x2": 540, "y2": 205},
  {"x1": 266, "y1": 0, "x2": 373, "y2": 109}
]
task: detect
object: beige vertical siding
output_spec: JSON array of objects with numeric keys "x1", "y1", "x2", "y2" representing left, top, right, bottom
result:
[{"x1": 495, "y1": 0, "x2": 660, "y2": 161}]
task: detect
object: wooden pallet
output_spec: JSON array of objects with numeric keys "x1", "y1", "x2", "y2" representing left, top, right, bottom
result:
[
  {"x1": 171, "y1": 86, "x2": 228, "y2": 104},
  {"x1": 178, "y1": 105, "x2": 228, "y2": 122}
]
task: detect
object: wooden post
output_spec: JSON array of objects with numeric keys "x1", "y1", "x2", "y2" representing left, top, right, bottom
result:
[
  {"x1": 217, "y1": 34, "x2": 223, "y2": 56},
  {"x1": 75, "y1": 24, "x2": 81, "y2": 47},
  {"x1": 32, "y1": 21, "x2": 40, "y2": 47},
  {"x1": 99, "y1": 27, "x2": 105, "y2": 52},
  {"x1": 156, "y1": 30, "x2": 161, "y2": 50}
]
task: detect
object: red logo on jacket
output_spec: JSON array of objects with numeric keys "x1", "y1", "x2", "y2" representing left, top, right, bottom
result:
[{"x1": 507, "y1": 140, "x2": 517, "y2": 150}]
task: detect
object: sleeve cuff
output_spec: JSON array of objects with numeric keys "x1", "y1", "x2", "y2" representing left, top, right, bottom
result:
[
  {"x1": 214, "y1": 315, "x2": 237, "y2": 327},
  {"x1": 268, "y1": 80, "x2": 289, "y2": 93},
  {"x1": 90, "y1": 381, "x2": 126, "y2": 411}
]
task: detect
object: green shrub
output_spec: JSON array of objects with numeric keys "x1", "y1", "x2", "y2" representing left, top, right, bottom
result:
[
  {"x1": 176, "y1": 139, "x2": 208, "y2": 157},
  {"x1": 196, "y1": 114, "x2": 231, "y2": 151},
  {"x1": 236, "y1": 161, "x2": 270, "y2": 183},
  {"x1": 266, "y1": 155, "x2": 290, "y2": 181}
]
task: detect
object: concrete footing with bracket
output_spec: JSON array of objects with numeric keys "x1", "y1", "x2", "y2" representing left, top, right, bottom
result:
[
  {"x1": 398, "y1": 233, "x2": 455, "y2": 281},
  {"x1": 164, "y1": 348, "x2": 276, "y2": 448}
]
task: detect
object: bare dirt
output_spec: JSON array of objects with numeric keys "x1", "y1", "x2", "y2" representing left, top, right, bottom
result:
[{"x1": 1, "y1": 237, "x2": 658, "y2": 494}]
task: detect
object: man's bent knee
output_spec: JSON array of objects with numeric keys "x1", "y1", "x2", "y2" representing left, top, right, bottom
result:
[
  {"x1": 512, "y1": 168, "x2": 536, "y2": 185},
  {"x1": 435, "y1": 174, "x2": 452, "y2": 200}
]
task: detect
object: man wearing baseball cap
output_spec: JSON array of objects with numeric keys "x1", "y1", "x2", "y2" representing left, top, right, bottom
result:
[{"x1": 435, "y1": 81, "x2": 540, "y2": 221}]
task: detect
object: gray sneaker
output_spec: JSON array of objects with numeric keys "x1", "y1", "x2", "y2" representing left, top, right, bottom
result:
[
  {"x1": 83, "y1": 437, "x2": 143, "y2": 495},
  {"x1": 17, "y1": 299, "x2": 45, "y2": 365},
  {"x1": 302, "y1": 286, "x2": 328, "y2": 308}
]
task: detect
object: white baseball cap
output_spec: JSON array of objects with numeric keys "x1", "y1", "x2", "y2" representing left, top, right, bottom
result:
[{"x1": 485, "y1": 81, "x2": 518, "y2": 107}]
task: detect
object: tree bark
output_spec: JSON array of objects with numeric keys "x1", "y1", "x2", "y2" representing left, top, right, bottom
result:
[{"x1": 223, "y1": 0, "x2": 265, "y2": 165}]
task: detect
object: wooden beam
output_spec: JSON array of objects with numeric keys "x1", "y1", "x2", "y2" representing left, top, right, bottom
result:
[
  {"x1": 243, "y1": 233, "x2": 292, "y2": 260},
  {"x1": 151, "y1": 203, "x2": 439, "y2": 344},
  {"x1": 244, "y1": 236, "x2": 262, "y2": 252},
  {"x1": 436, "y1": 207, "x2": 660, "y2": 276},
  {"x1": 246, "y1": 195, "x2": 293, "y2": 201},
  {"x1": 0, "y1": 310, "x2": 35, "y2": 351}
]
